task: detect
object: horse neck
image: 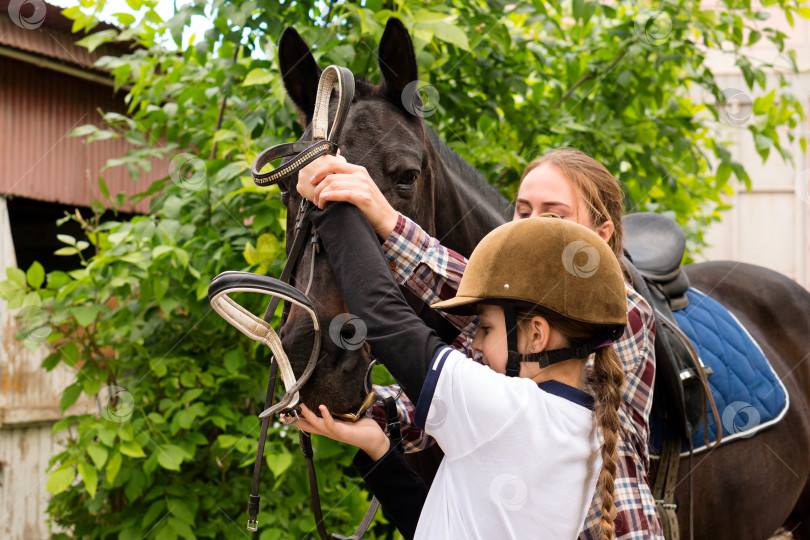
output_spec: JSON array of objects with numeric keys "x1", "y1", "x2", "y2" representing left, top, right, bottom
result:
[{"x1": 424, "y1": 128, "x2": 511, "y2": 258}]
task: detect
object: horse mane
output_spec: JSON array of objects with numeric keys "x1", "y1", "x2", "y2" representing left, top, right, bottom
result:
[{"x1": 424, "y1": 126, "x2": 512, "y2": 215}]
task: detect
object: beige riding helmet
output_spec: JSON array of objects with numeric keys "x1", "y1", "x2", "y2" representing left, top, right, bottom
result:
[{"x1": 432, "y1": 216, "x2": 627, "y2": 376}]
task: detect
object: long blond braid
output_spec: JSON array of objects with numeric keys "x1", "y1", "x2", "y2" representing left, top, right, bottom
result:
[
  {"x1": 591, "y1": 346, "x2": 624, "y2": 540},
  {"x1": 518, "y1": 307, "x2": 625, "y2": 539}
]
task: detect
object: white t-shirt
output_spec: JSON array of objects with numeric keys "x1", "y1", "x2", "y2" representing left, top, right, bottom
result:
[{"x1": 413, "y1": 346, "x2": 602, "y2": 539}]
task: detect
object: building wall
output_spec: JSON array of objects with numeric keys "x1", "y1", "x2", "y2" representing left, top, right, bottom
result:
[
  {"x1": 699, "y1": 4, "x2": 810, "y2": 287},
  {"x1": 0, "y1": 198, "x2": 90, "y2": 539},
  {"x1": 0, "y1": 57, "x2": 164, "y2": 213}
]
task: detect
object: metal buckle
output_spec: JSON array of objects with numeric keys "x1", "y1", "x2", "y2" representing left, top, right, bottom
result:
[
  {"x1": 330, "y1": 392, "x2": 377, "y2": 423},
  {"x1": 280, "y1": 409, "x2": 300, "y2": 425},
  {"x1": 247, "y1": 519, "x2": 259, "y2": 531}
]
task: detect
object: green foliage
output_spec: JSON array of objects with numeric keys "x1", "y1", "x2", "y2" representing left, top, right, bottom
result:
[{"x1": 1, "y1": 0, "x2": 806, "y2": 538}]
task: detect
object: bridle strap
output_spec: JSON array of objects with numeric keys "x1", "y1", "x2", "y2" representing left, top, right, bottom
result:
[
  {"x1": 251, "y1": 65, "x2": 354, "y2": 187},
  {"x1": 242, "y1": 64, "x2": 379, "y2": 538}
]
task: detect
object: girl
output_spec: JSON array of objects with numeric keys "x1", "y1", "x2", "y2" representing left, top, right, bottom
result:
[
  {"x1": 301, "y1": 149, "x2": 662, "y2": 539},
  {"x1": 294, "y1": 183, "x2": 627, "y2": 538}
]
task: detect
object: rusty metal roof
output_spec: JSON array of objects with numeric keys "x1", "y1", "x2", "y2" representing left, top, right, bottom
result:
[
  {"x1": 0, "y1": 0, "x2": 129, "y2": 70},
  {"x1": 0, "y1": 1, "x2": 164, "y2": 213}
]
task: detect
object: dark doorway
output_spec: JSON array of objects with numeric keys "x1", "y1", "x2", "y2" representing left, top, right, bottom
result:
[{"x1": 6, "y1": 197, "x2": 138, "y2": 274}]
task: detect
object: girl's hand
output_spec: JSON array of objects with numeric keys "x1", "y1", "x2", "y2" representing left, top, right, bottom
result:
[
  {"x1": 296, "y1": 154, "x2": 399, "y2": 239},
  {"x1": 295, "y1": 404, "x2": 391, "y2": 461}
]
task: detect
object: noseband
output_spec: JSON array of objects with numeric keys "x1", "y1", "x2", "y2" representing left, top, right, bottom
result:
[{"x1": 209, "y1": 65, "x2": 397, "y2": 539}]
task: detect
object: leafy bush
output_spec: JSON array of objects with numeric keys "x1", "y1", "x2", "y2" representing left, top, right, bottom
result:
[{"x1": 2, "y1": 0, "x2": 807, "y2": 538}]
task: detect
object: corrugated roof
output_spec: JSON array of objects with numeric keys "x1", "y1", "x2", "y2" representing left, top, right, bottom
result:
[
  {"x1": 0, "y1": 0, "x2": 129, "y2": 70},
  {"x1": 0, "y1": 1, "x2": 164, "y2": 213},
  {"x1": 0, "y1": 55, "x2": 164, "y2": 213}
]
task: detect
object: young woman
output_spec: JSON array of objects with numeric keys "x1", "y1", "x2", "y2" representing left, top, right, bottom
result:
[
  {"x1": 300, "y1": 149, "x2": 663, "y2": 539},
  {"x1": 293, "y1": 196, "x2": 627, "y2": 538}
]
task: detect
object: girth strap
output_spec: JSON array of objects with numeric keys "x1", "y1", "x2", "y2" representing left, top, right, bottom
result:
[{"x1": 654, "y1": 437, "x2": 681, "y2": 540}]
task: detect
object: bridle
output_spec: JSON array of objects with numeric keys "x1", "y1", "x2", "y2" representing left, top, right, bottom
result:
[{"x1": 209, "y1": 65, "x2": 401, "y2": 539}]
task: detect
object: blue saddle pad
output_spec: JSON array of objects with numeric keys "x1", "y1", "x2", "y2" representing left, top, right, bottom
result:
[{"x1": 650, "y1": 288, "x2": 788, "y2": 456}]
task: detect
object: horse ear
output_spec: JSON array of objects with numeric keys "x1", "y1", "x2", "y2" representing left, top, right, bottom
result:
[
  {"x1": 278, "y1": 27, "x2": 322, "y2": 124},
  {"x1": 378, "y1": 18, "x2": 418, "y2": 106}
]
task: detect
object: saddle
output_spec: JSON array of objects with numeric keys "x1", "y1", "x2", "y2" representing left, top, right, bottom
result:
[{"x1": 623, "y1": 212, "x2": 720, "y2": 540}]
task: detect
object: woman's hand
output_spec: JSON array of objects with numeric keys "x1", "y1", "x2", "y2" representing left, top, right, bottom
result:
[
  {"x1": 296, "y1": 154, "x2": 399, "y2": 239},
  {"x1": 295, "y1": 404, "x2": 391, "y2": 461}
]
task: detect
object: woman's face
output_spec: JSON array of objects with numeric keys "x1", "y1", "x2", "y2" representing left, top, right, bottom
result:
[{"x1": 513, "y1": 163, "x2": 613, "y2": 243}]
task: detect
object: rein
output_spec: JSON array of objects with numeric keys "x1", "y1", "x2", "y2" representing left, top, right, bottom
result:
[{"x1": 210, "y1": 65, "x2": 396, "y2": 538}]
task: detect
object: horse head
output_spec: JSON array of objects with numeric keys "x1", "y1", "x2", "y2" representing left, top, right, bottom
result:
[{"x1": 271, "y1": 19, "x2": 508, "y2": 415}]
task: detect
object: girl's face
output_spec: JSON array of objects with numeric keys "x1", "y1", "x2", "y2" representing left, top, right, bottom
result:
[
  {"x1": 471, "y1": 304, "x2": 509, "y2": 373},
  {"x1": 514, "y1": 163, "x2": 613, "y2": 243},
  {"x1": 471, "y1": 304, "x2": 546, "y2": 377}
]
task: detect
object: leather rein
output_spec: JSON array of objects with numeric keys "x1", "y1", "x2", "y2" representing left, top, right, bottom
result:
[{"x1": 210, "y1": 65, "x2": 399, "y2": 539}]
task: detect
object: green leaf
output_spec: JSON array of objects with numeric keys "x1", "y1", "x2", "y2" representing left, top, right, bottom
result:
[
  {"x1": 223, "y1": 349, "x2": 245, "y2": 372},
  {"x1": 47, "y1": 467, "x2": 76, "y2": 495},
  {"x1": 99, "y1": 176, "x2": 110, "y2": 199},
  {"x1": 26, "y1": 262, "x2": 45, "y2": 289},
  {"x1": 168, "y1": 498, "x2": 195, "y2": 524},
  {"x1": 422, "y1": 22, "x2": 470, "y2": 51},
  {"x1": 6, "y1": 267, "x2": 25, "y2": 288},
  {"x1": 74, "y1": 305, "x2": 101, "y2": 327},
  {"x1": 213, "y1": 129, "x2": 237, "y2": 143},
  {"x1": 76, "y1": 29, "x2": 118, "y2": 52},
  {"x1": 156, "y1": 444, "x2": 186, "y2": 471},
  {"x1": 77, "y1": 462, "x2": 98, "y2": 498},
  {"x1": 155, "y1": 523, "x2": 178, "y2": 540},
  {"x1": 168, "y1": 516, "x2": 195, "y2": 539},
  {"x1": 753, "y1": 90, "x2": 776, "y2": 115},
  {"x1": 60, "y1": 383, "x2": 82, "y2": 412},
  {"x1": 60, "y1": 342, "x2": 80, "y2": 367},
  {"x1": 242, "y1": 68, "x2": 273, "y2": 86},
  {"x1": 180, "y1": 388, "x2": 203, "y2": 404},
  {"x1": 114, "y1": 12, "x2": 136, "y2": 26},
  {"x1": 41, "y1": 352, "x2": 61, "y2": 371},
  {"x1": 266, "y1": 452, "x2": 293, "y2": 478},
  {"x1": 87, "y1": 445, "x2": 109, "y2": 469},
  {"x1": 69, "y1": 125, "x2": 98, "y2": 138},
  {"x1": 144, "y1": 500, "x2": 166, "y2": 527},
  {"x1": 106, "y1": 451, "x2": 122, "y2": 485},
  {"x1": 119, "y1": 440, "x2": 146, "y2": 458},
  {"x1": 217, "y1": 435, "x2": 238, "y2": 447}
]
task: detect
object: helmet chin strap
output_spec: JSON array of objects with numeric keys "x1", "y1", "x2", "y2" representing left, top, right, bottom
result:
[
  {"x1": 504, "y1": 302, "x2": 522, "y2": 377},
  {"x1": 502, "y1": 301, "x2": 618, "y2": 378}
]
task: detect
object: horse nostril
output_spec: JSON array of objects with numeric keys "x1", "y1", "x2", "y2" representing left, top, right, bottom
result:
[{"x1": 337, "y1": 349, "x2": 362, "y2": 372}]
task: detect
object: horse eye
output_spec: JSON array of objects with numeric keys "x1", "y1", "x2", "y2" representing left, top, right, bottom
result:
[
  {"x1": 396, "y1": 170, "x2": 419, "y2": 188},
  {"x1": 280, "y1": 190, "x2": 290, "y2": 205}
]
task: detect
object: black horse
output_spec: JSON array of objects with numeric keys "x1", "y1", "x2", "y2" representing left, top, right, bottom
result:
[{"x1": 273, "y1": 19, "x2": 810, "y2": 540}]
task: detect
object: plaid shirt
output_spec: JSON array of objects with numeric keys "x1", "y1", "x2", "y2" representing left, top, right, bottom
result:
[{"x1": 370, "y1": 214, "x2": 663, "y2": 539}]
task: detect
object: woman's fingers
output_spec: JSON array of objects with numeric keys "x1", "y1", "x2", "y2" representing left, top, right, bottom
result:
[
  {"x1": 309, "y1": 157, "x2": 366, "y2": 186},
  {"x1": 319, "y1": 405, "x2": 337, "y2": 431}
]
